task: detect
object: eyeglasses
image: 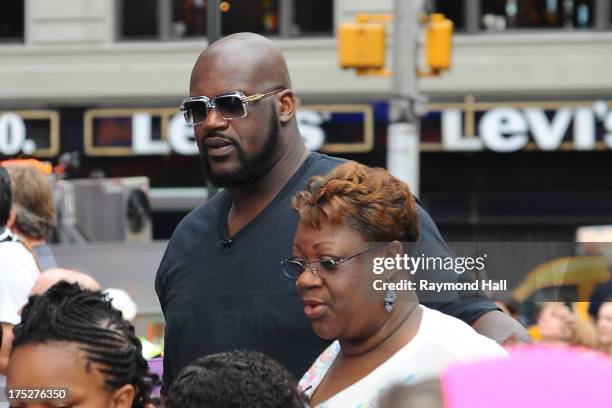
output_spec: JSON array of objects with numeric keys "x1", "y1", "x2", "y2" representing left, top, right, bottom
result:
[
  {"x1": 281, "y1": 243, "x2": 386, "y2": 280},
  {"x1": 180, "y1": 88, "x2": 286, "y2": 125}
]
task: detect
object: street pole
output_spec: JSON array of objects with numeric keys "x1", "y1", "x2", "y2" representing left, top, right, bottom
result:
[
  {"x1": 387, "y1": 0, "x2": 422, "y2": 197},
  {"x1": 207, "y1": 0, "x2": 222, "y2": 44},
  {"x1": 206, "y1": 0, "x2": 222, "y2": 198}
]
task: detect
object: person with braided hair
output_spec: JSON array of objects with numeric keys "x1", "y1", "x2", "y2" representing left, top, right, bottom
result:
[
  {"x1": 6, "y1": 281, "x2": 158, "y2": 408},
  {"x1": 287, "y1": 162, "x2": 507, "y2": 408}
]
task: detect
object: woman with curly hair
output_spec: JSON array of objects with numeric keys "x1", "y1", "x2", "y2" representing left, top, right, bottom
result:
[
  {"x1": 282, "y1": 161, "x2": 507, "y2": 407},
  {"x1": 6, "y1": 281, "x2": 158, "y2": 408}
]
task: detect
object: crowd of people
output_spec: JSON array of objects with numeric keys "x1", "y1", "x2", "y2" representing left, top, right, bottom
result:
[{"x1": 1, "y1": 32, "x2": 612, "y2": 407}]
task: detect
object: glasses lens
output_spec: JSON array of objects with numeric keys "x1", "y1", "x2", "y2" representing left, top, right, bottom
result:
[
  {"x1": 216, "y1": 95, "x2": 246, "y2": 119},
  {"x1": 282, "y1": 260, "x2": 305, "y2": 279},
  {"x1": 182, "y1": 100, "x2": 209, "y2": 125},
  {"x1": 319, "y1": 258, "x2": 339, "y2": 271}
]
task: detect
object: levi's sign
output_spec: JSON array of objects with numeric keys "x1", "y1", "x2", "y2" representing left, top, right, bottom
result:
[
  {"x1": 422, "y1": 99, "x2": 612, "y2": 152},
  {"x1": 83, "y1": 105, "x2": 374, "y2": 156}
]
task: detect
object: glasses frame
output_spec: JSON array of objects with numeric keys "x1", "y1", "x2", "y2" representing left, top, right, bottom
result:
[
  {"x1": 180, "y1": 88, "x2": 286, "y2": 125},
  {"x1": 281, "y1": 243, "x2": 387, "y2": 280}
]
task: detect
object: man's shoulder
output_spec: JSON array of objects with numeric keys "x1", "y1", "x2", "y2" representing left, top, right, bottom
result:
[{"x1": 303, "y1": 152, "x2": 345, "y2": 176}]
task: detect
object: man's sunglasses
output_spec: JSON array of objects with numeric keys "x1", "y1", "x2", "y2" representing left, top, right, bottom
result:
[{"x1": 180, "y1": 88, "x2": 286, "y2": 125}]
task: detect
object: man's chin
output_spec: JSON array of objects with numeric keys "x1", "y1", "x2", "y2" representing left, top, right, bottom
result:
[{"x1": 203, "y1": 170, "x2": 244, "y2": 188}]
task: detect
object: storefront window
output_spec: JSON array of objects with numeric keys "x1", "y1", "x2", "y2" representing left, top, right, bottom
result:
[
  {"x1": 432, "y1": 0, "x2": 465, "y2": 31},
  {"x1": 481, "y1": 0, "x2": 594, "y2": 31},
  {"x1": 172, "y1": 0, "x2": 279, "y2": 38},
  {"x1": 222, "y1": 0, "x2": 279, "y2": 35},
  {"x1": 120, "y1": 0, "x2": 333, "y2": 40},
  {"x1": 172, "y1": 0, "x2": 207, "y2": 37},
  {"x1": 293, "y1": 0, "x2": 333, "y2": 35},
  {"x1": 121, "y1": 0, "x2": 159, "y2": 39},
  {"x1": 0, "y1": 0, "x2": 24, "y2": 42}
]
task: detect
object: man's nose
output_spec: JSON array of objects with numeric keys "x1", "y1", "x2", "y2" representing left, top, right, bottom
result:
[{"x1": 203, "y1": 106, "x2": 229, "y2": 130}]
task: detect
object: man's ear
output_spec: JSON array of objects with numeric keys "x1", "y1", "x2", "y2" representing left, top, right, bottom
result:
[
  {"x1": 110, "y1": 384, "x2": 135, "y2": 408},
  {"x1": 277, "y1": 89, "x2": 296, "y2": 124},
  {"x1": 6, "y1": 209, "x2": 16, "y2": 230}
]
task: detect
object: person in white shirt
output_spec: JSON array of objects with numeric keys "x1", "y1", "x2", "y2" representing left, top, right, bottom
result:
[
  {"x1": 4, "y1": 163, "x2": 58, "y2": 271},
  {"x1": 282, "y1": 162, "x2": 508, "y2": 408},
  {"x1": 0, "y1": 167, "x2": 39, "y2": 395}
]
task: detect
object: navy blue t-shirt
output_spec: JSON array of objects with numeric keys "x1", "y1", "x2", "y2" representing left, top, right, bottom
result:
[{"x1": 155, "y1": 152, "x2": 498, "y2": 390}]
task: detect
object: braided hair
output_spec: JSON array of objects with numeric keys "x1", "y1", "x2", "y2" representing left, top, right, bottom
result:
[{"x1": 12, "y1": 281, "x2": 159, "y2": 408}]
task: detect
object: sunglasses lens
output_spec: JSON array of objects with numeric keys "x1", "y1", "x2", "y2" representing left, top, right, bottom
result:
[
  {"x1": 282, "y1": 260, "x2": 304, "y2": 279},
  {"x1": 216, "y1": 95, "x2": 246, "y2": 119},
  {"x1": 182, "y1": 100, "x2": 209, "y2": 125}
]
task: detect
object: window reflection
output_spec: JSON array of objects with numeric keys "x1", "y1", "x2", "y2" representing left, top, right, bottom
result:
[
  {"x1": 172, "y1": 0, "x2": 279, "y2": 38},
  {"x1": 432, "y1": 0, "x2": 465, "y2": 31},
  {"x1": 121, "y1": 0, "x2": 159, "y2": 39},
  {"x1": 172, "y1": 0, "x2": 208, "y2": 38},
  {"x1": 222, "y1": 0, "x2": 279, "y2": 35},
  {"x1": 0, "y1": 0, "x2": 24, "y2": 42},
  {"x1": 293, "y1": 0, "x2": 333, "y2": 35},
  {"x1": 118, "y1": 0, "x2": 333, "y2": 40},
  {"x1": 481, "y1": 0, "x2": 594, "y2": 30}
]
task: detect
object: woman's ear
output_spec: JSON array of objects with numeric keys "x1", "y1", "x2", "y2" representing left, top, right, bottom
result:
[
  {"x1": 277, "y1": 89, "x2": 296, "y2": 124},
  {"x1": 386, "y1": 241, "x2": 403, "y2": 259},
  {"x1": 110, "y1": 384, "x2": 135, "y2": 408},
  {"x1": 385, "y1": 241, "x2": 404, "y2": 279}
]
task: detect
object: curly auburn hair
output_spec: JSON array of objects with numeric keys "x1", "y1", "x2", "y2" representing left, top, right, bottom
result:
[{"x1": 292, "y1": 161, "x2": 419, "y2": 243}]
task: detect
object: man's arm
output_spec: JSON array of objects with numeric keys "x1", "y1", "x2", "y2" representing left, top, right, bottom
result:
[
  {"x1": 471, "y1": 310, "x2": 531, "y2": 345},
  {"x1": 414, "y1": 199, "x2": 531, "y2": 344},
  {"x1": 0, "y1": 322, "x2": 13, "y2": 374}
]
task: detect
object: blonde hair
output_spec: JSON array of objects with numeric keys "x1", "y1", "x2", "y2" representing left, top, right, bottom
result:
[{"x1": 5, "y1": 164, "x2": 56, "y2": 239}]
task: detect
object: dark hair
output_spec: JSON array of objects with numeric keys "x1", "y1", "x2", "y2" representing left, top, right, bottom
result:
[
  {"x1": 12, "y1": 281, "x2": 158, "y2": 408},
  {"x1": 0, "y1": 166, "x2": 11, "y2": 226},
  {"x1": 165, "y1": 350, "x2": 308, "y2": 408},
  {"x1": 292, "y1": 161, "x2": 420, "y2": 243}
]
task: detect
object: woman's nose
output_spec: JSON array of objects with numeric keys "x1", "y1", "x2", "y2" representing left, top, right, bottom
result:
[{"x1": 296, "y1": 265, "x2": 324, "y2": 290}]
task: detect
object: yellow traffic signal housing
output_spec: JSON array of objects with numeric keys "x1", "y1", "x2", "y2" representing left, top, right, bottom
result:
[
  {"x1": 338, "y1": 22, "x2": 386, "y2": 69},
  {"x1": 426, "y1": 13, "x2": 453, "y2": 71}
]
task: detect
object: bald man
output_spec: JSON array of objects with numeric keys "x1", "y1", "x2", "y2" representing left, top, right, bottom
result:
[
  {"x1": 29, "y1": 268, "x2": 101, "y2": 295},
  {"x1": 155, "y1": 33, "x2": 528, "y2": 391}
]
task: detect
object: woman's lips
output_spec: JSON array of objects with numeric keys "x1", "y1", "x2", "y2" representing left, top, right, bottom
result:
[{"x1": 303, "y1": 299, "x2": 328, "y2": 319}]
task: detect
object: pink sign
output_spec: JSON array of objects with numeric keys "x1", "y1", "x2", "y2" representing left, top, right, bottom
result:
[{"x1": 442, "y1": 346, "x2": 612, "y2": 408}]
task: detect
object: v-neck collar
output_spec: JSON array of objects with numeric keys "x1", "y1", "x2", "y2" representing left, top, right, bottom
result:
[{"x1": 216, "y1": 153, "x2": 320, "y2": 244}]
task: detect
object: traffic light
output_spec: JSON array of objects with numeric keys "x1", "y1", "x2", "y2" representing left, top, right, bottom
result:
[
  {"x1": 337, "y1": 13, "x2": 453, "y2": 77},
  {"x1": 425, "y1": 13, "x2": 453, "y2": 71},
  {"x1": 338, "y1": 19, "x2": 386, "y2": 70}
]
